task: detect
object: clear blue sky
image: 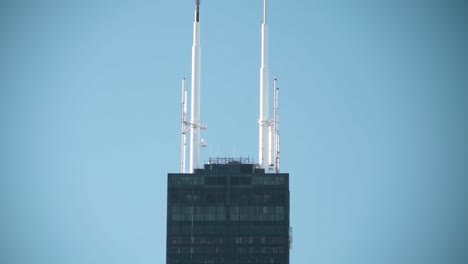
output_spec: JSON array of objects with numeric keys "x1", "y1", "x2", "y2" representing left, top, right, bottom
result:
[{"x1": 1, "y1": 0, "x2": 467, "y2": 263}]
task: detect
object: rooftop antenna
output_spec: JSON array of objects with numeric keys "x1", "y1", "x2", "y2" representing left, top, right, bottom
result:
[
  {"x1": 181, "y1": 78, "x2": 188, "y2": 173},
  {"x1": 189, "y1": 0, "x2": 202, "y2": 172},
  {"x1": 273, "y1": 78, "x2": 280, "y2": 173},
  {"x1": 259, "y1": 0, "x2": 270, "y2": 170}
]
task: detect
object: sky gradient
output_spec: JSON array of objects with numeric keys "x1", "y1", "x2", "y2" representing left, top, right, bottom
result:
[{"x1": 1, "y1": 0, "x2": 468, "y2": 263}]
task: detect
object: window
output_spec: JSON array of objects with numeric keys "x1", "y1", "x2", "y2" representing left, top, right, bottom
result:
[
  {"x1": 252, "y1": 176, "x2": 264, "y2": 185},
  {"x1": 204, "y1": 190, "x2": 226, "y2": 203},
  {"x1": 171, "y1": 205, "x2": 182, "y2": 221},
  {"x1": 231, "y1": 191, "x2": 249, "y2": 204},
  {"x1": 275, "y1": 206, "x2": 284, "y2": 221},
  {"x1": 264, "y1": 176, "x2": 275, "y2": 185},
  {"x1": 193, "y1": 206, "x2": 203, "y2": 220},
  {"x1": 231, "y1": 177, "x2": 252, "y2": 185},
  {"x1": 252, "y1": 175, "x2": 286, "y2": 185},
  {"x1": 205, "y1": 176, "x2": 226, "y2": 185},
  {"x1": 230, "y1": 206, "x2": 239, "y2": 221},
  {"x1": 239, "y1": 206, "x2": 251, "y2": 221},
  {"x1": 206, "y1": 206, "x2": 216, "y2": 221},
  {"x1": 216, "y1": 206, "x2": 225, "y2": 220},
  {"x1": 275, "y1": 176, "x2": 285, "y2": 185}
]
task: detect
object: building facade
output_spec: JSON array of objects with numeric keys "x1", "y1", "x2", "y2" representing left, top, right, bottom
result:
[{"x1": 167, "y1": 159, "x2": 290, "y2": 264}]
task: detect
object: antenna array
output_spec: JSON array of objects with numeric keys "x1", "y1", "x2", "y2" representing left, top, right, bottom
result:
[{"x1": 180, "y1": 0, "x2": 281, "y2": 173}]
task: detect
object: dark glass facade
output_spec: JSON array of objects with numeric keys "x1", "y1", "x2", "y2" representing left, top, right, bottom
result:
[{"x1": 167, "y1": 163, "x2": 290, "y2": 264}]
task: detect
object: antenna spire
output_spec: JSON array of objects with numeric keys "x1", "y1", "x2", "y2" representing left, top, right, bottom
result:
[
  {"x1": 259, "y1": 0, "x2": 270, "y2": 170},
  {"x1": 181, "y1": 78, "x2": 188, "y2": 173},
  {"x1": 189, "y1": 0, "x2": 202, "y2": 172},
  {"x1": 273, "y1": 78, "x2": 280, "y2": 173}
]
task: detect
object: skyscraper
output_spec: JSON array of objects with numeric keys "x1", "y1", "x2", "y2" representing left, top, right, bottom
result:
[
  {"x1": 167, "y1": 1, "x2": 289, "y2": 263},
  {"x1": 167, "y1": 159, "x2": 290, "y2": 264}
]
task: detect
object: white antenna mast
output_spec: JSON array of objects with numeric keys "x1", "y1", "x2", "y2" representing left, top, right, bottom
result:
[
  {"x1": 273, "y1": 78, "x2": 280, "y2": 173},
  {"x1": 181, "y1": 78, "x2": 188, "y2": 173},
  {"x1": 189, "y1": 0, "x2": 202, "y2": 173},
  {"x1": 259, "y1": 0, "x2": 270, "y2": 170}
]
